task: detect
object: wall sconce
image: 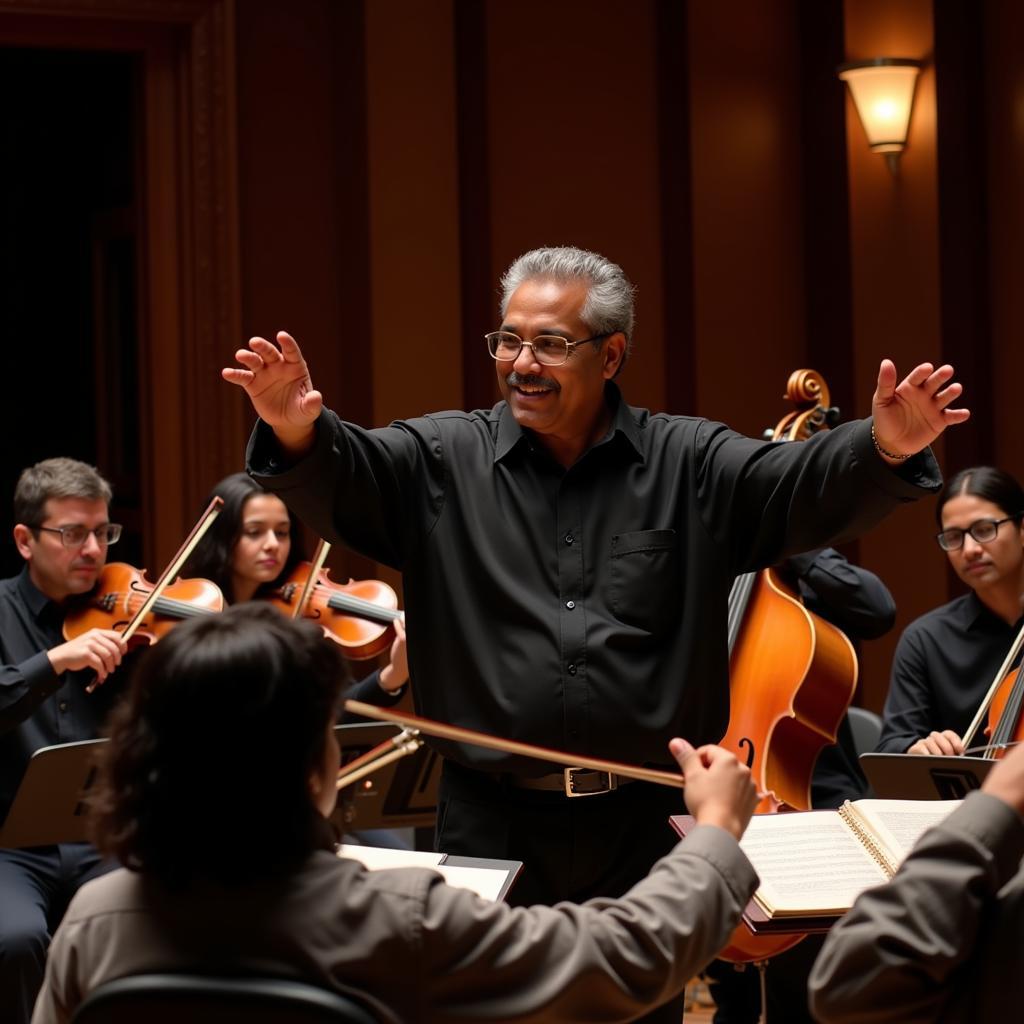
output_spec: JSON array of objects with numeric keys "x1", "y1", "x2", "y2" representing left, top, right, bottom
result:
[{"x1": 837, "y1": 58, "x2": 923, "y2": 174}]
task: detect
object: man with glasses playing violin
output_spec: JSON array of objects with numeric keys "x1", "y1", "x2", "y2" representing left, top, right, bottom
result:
[
  {"x1": 0, "y1": 457, "x2": 127, "y2": 1024},
  {"x1": 227, "y1": 245, "x2": 968, "y2": 1024},
  {"x1": 878, "y1": 465, "x2": 1024, "y2": 757}
]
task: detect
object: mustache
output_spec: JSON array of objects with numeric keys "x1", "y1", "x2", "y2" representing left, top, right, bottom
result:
[{"x1": 507, "y1": 372, "x2": 559, "y2": 391}]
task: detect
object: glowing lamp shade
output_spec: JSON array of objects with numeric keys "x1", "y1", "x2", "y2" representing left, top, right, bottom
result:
[{"x1": 838, "y1": 59, "x2": 922, "y2": 169}]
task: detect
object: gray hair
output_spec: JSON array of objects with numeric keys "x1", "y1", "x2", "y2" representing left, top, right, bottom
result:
[
  {"x1": 499, "y1": 246, "x2": 635, "y2": 371},
  {"x1": 14, "y1": 457, "x2": 113, "y2": 527}
]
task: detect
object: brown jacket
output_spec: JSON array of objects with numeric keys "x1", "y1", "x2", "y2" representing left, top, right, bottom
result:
[{"x1": 33, "y1": 824, "x2": 756, "y2": 1024}]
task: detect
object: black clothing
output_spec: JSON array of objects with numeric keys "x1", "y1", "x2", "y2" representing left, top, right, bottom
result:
[
  {"x1": 0, "y1": 567, "x2": 123, "y2": 1024},
  {"x1": 249, "y1": 385, "x2": 938, "y2": 775},
  {"x1": 0, "y1": 568, "x2": 122, "y2": 823},
  {"x1": 784, "y1": 548, "x2": 896, "y2": 808},
  {"x1": 878, "y1": 590, "x2": 1022, "y2": 754},
  {"x1": 343, "y1": 669, "x2": 405, "y2": 719},
  {"x1": 784, "y1": 547, "x2": 896, "y2": 642},
  {"x1": 0, "y1": 843, "x2": 108, "y2": 1024}
]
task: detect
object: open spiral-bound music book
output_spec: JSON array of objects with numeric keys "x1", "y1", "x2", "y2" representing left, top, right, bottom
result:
[{"x1": 670, "y1": 798, "x2": 960, "y2": 932}]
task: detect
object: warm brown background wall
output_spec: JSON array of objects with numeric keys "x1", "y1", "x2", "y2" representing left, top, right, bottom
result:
[{"x1": 2, "y1": 0, "x2": 1022, "y2": 714}]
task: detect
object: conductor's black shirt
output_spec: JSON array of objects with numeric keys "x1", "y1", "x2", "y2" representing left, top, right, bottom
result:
[{"x1": 249, "y1": 383, "x2": 940, "y2": 774}]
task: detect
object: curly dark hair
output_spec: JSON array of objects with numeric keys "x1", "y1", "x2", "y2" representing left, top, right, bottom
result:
[
  {"x1": 89, "y1": 603, "x2": 350, "y2": 887},
  {"x1": 936, "y1": 466, "x2": 1024, "y2": 526},
  {"x1": 180, "y1": 473, "x2": 306, "y2": 603}
]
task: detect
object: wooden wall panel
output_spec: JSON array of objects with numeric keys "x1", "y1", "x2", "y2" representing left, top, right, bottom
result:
[
  {"x1": 365, "y1": 0, "x2": 462, "y2": 425},
  {"x1": 986, "y1": 1, "x2": 1024, "y2": 476},
  {"x1": 687, "y1": 0, "x2": 807, "y2": 437},
  {"x1": 843, "y1": 0, "x2": 944, "y2": 711},
  {"x1": 484, "y1": 0, "x2": 667, "y2": 415},
  {"x1": 236, "y1": 0, "x2": 349, "y2": 422}
]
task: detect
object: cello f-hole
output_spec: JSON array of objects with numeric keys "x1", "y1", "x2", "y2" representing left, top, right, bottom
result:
[{"x1": 738, "y1": 737, "x2": 756, "y2": 769}]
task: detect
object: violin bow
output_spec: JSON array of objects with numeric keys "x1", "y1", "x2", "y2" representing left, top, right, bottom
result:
[
  {"x1": 336, "y1": 728, "x2": 423, "y2": 790},
  {"x1": 86, "y1": 496, "x2": 224, "y2": 692},
  {"x1": 340, "y1": 700, "x2": 684, "y2": 789},
  {"x1": 961, "y1": 623, "x2": 1024, "y2": 755},
  {"x1": 292, "y1": 538, "x2": 332, "y2": 620}
]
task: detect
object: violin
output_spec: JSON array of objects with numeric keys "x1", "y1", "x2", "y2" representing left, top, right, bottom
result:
[
  {"x1": 718, "y1": 369, "x2": 858, "y2": 964},
  {"x1": 62, "y1": 497, "x2": 225, "y2": 690},
  {"x1": 269, "y1": 562, "x2": 402, "y2": 660},
  {"x1": 62, "y1": 562, "x2": 224, "y2": 645}
]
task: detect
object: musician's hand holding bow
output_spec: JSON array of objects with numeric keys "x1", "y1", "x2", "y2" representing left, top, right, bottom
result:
[
  {"x1": 222, "y1": 330, "x2": 322, "y2": 458},
  {"x1": 671, "y1": 738, "x2": 758, "y2": 840},
  {"x1": 871, "y1": 359, "x2": 971, "y2": 466},
  {"x1": 907, "y1": 729, "x2": 966, "y2": 757},
  {"x1": 48, "y1": 629, "x2": 127, "y2": 686}
]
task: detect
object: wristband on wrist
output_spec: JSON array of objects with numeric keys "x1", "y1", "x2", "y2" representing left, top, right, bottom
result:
[{"x1": 871, "y1": 423, "x2": 911, "y2": 461}]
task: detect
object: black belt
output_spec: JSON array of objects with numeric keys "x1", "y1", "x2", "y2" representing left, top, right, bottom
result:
[{"x1": 506, "y1": 767, "x2": 638, "y2": 797}]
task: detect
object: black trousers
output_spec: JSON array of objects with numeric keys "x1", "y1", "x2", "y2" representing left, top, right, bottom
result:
[
  {"x1": 436, "y1": 760, "x2": 689, "y2": 1024},
  {"x1": 0, "y1": 843, "x2": 114, "y2": 1024}
]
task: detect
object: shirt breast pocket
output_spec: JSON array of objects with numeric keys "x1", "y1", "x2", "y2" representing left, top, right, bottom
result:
[{"x1": 609, "y1": 529, "x2": 680, "y2": 634}]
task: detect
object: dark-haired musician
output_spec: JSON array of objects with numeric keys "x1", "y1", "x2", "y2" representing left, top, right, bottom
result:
[
  {"x1": 879, "y1": 465, "x2": 1024, "y2": 756},
  {"x1": 0, "y1": 458, "x2": 127, "y2": 1024}
]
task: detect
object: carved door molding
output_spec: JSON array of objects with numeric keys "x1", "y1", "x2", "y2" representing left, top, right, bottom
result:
[{"x1": 0, "y1": 0, "x2": 243, "y2": 564}]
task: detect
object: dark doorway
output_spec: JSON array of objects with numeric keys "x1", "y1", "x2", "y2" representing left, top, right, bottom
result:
[{"x1": 0, "y1": 46, "x2": 143, "y2": 578}]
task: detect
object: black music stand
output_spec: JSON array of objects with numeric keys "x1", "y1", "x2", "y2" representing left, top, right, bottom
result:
[
  {"x1": 332, "y1": 722, "x2": 441, "y2": 832},
  {"x1": 0, "y1": 739, "x2": 105, "y2": 848},
  {"x1": 859, "y1": 752, "x2": 995, "y2": 800}
]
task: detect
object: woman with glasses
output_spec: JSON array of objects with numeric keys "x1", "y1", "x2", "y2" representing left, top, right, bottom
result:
[{"x1": 877, "y1": 466, "x2": 1024, "y2": 755}]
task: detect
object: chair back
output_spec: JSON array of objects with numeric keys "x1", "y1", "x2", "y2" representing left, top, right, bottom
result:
[
  {"x1": 70, "y1": 973, "x2": 382, "y2": 1024},
  {"x1": 847, "y1": 705, "x2": 883, "y2": 756}
]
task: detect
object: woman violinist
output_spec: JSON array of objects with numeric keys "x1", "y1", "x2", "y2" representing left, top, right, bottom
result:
[
  {"x1": 878, "y1": 466, "x2": 1024, "y2": 756},
  {"x1": 180, "y1": 473, "x2": 409, "y2": 704}
]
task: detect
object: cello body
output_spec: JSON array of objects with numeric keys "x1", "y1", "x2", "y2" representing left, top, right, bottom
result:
[
  {"x1": 721, "y1": 568, "x2": 858, "y2": 815},
  {"x1": 716, "y1": 370, "x2": 859, "y2": 963}
]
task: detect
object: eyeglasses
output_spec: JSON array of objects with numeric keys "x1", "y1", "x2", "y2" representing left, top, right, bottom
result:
[
  {"x1": 935, "y1": 516, "x2": 1019, "y2": 551},
  {"x1": 33, "y1": 523, "x2": 123, "y2": 548},
  {"x1": 485, "y1": 331, "x2": 608, "y2": 367}
]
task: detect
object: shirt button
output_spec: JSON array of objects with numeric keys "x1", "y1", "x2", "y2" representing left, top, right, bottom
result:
[
  {"x1": 567, "y1": 663, "x2": 577, "y2": 676},
  {"x1": 59, "y1": 700, "x2": 69, "y2": 713},
  {"x1": 565, "y1": 533, "x2": 574, "y2": 545},
  {"x1": 566, "y1": 600, "x2": 575, "y2": 609}
]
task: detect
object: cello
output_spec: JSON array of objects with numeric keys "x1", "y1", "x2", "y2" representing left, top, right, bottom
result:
[
  {"x1": 960, "y1": 617, "x2": 1024, "y2": 759},
  {"x1": 717, "y1": 370, "x2": 859, "y2": 964}
]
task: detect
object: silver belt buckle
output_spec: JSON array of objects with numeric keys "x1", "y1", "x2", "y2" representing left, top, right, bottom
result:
[{"x1": 564, "y1": 767, "x2": 616, "y2": 797}]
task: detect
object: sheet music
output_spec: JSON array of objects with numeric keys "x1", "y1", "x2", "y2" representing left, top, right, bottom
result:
[
  {"x1": 337, "y1": 844, "x2": 444, "y2": 869},
  {"x1": 740, "y1": 812, "x2": 888, "y2": 914},
  {"x1": 849, "y1": 799, "x2": 960, "y2": 868},
  {"x1": 337, "y1": 845, "x2": 511, "y2": 901}
]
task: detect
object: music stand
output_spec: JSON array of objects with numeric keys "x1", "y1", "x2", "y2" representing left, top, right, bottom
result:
[
  {"x1": 332, "y1": 722, "x2": 441, "y2": 831},
  {"x1": 0, "y1": 739, "x2": 105, "y2": 848},
  {"x1": 859, "y1": 752, "x2": 995, "y2": 800}
]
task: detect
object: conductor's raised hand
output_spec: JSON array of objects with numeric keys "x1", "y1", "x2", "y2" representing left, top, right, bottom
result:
[
  {"x1": 670, "y1": 738, "x2": 758, "y2": 840},
  {"x1": 871, "y1": 359, "x2": 970, "y2": 463},
  {"x1": 222, "y1": 331, "x2": 322, "y2": 454}
]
